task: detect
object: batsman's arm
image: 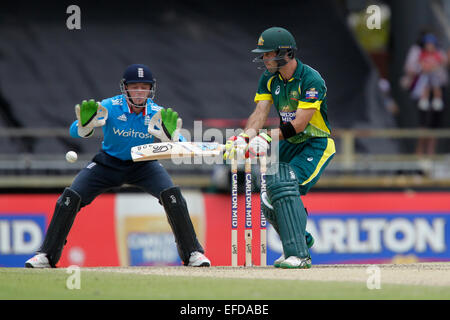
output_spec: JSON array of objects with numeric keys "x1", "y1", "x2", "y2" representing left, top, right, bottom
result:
[
  {"x1": 269, "y1": 108, "x2": 316, "y2": 141},
  {"x1": 244, "y1": 100, "x2": 272, "y2": 139}
]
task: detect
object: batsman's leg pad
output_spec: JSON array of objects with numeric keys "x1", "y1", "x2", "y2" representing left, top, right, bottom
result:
[
  {"x1": 39, "y1": 187, "x2": 81, "y2": 267},
  {"x1": 261, "y1": 192, "x2": 280, "y2": 235},
  {"x1": 263, "y1": 192, "x2": 314, "y2": 248},
  {"x1": 266, "y1": 163, "x2": 309, "y2": 259},
  {"x1": 160, "y1": 186, "x2": 204, "y2": 265}
]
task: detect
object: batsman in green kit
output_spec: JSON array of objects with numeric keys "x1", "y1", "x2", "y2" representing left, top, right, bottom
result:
[{"x1": 224, "y1": 27, "x2": 336, "y2": 268}]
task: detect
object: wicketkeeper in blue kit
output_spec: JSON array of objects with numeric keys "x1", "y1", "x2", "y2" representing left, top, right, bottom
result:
[{"x1": 25, "y1": 64, "x2": 211, "y2": 268}]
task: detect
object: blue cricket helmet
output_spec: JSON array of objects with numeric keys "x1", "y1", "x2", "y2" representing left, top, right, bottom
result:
[
  {"x1": 120, "y1": 64, "x2": 156, "y2": 106},
  {"x1": 122, "y1": 64, "x2": 155, "y2": 84}
]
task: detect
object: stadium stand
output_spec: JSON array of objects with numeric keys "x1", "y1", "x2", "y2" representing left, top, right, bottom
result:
[{"x1": 0, "y1": 0, "x2": 396, "y2": 155}]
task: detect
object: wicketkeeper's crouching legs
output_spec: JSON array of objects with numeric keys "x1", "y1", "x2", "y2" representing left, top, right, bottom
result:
[{"x1": 160, "y1": 186, "x2": 210, "y2": 267}]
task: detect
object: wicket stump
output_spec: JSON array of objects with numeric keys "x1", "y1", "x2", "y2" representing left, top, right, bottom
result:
[
  {"x1": 230, "y1": 155, "x2": 267, "y2": 267},
  {"x1": 231, "y1": 157, "x2": 238, "y2": 267},
  {"x1": 245, "y1": 157, "x2": 252, "y2": 267},
  {"x1": 260, "y1": 156, "x2": 267, "y2": 266}
]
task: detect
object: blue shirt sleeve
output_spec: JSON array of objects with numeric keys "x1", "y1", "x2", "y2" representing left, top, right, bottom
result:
[{"x1": 69, "y1": 120, "x2": 81, "y2": 138}]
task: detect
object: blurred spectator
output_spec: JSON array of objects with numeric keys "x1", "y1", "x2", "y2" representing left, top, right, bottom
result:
[
  {"x1": 401, "y1": 31, "x2": 448, "y2": 155},
  {"x1": 400, "y1": 34, "x2": 423, "y2": 96},
  {"x1": 417, "y1": 34, "x2": 446, "y2": 112}
]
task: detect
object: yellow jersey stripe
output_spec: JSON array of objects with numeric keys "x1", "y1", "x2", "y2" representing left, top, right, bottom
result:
[
  {"x1": 301, "y1": 138, "x2": 336, "y2": 186},
  {"x1": 267, "y1": 75, "x2": 276, "y2": 92},
  {"x1": 310, "y1": 111, "x2": 331, "y2": 134},
  {"x1": 254, "y1": 93, "x2": 273, "y2": 103},
  {"x1": 298, "y1": 100, "x2": 321, "y2": 110}
]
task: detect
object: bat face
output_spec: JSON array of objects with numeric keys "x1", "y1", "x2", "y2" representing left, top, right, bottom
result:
[
  {"x1": 131, "y1": 142, "x2": 224, "y2": 161},
  {"x1": 131, "y1": 143, "x2": 174, "y2": 161}
]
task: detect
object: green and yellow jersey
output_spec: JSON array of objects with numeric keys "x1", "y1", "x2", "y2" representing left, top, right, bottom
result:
[{"x1": 254, "y1": 58, "x2": 331, "y2": 144}]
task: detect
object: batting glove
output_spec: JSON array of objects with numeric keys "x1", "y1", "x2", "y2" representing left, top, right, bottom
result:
[
  {"x1": 248, "y1": 132, "x2": 272, "y2": 158},
  {"x1": 223, "y1": 133, "x2": 249, "y2": 160}
]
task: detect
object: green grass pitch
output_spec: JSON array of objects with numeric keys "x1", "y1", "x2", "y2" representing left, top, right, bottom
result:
[{"x1": 1, "y1": 268, "x2": 449, "y2": 300}]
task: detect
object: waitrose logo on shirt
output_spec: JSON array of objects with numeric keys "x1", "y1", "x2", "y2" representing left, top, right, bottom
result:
[{"x1": 112, "y1": 127, "x2": 152, "y2": 139}]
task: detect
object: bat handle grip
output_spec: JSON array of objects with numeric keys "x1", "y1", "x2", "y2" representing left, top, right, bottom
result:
[{"x1": 259, "y1": 155, "x2": 266, "y2": 174}]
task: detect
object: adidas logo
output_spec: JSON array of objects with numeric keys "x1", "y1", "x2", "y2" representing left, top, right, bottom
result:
[
  {"x1": 111, "y1": 97, "x2": 122, "y2": 105},
  {"x1": 117, "y1": 114, "x2": 127, "y2": 122}
]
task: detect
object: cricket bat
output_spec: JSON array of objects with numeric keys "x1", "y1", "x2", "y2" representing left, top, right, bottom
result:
[{"x1": 131, "y1": 141, "x2": 225, "y2": 161}]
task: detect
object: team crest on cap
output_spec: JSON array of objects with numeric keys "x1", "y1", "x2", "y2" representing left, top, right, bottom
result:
[
  {"x1": 258, "y1": 36, "x2": 264, "y2": 46},
  {"x1": 138, "y1": 67, "x2": 144, "y2": 78}
]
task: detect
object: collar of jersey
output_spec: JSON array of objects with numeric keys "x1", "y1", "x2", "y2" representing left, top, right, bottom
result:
[
  {"x1": 277, "y1": 58, "x2": 303, "y2": 82},
  {"x1": 121, "y1": 94, "x2": 152, "y2": 116}
]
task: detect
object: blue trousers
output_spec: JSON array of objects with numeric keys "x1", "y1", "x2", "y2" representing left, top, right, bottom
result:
[{"x1": 71, "y1": 151, "x2": 174, "y2": 208}]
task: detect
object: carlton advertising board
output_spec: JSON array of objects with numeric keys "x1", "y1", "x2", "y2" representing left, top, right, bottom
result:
[
  {"x1": 0, "y1": 192, "x2": 449, "y2": 267},
  {"x1": 268, "y1": 214, "x2": 447, "y2": 264},
  {"x1": 301, "y1": 193, "x2": 450, "y2": 264}
]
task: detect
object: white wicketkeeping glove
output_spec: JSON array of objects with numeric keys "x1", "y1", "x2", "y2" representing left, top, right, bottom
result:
[
  {"x1": 75, "y1": 100, "x2": 108, "y2": 138},
  {"x1": 148, "y1": 108, "x2": 182, "y2": 142}
]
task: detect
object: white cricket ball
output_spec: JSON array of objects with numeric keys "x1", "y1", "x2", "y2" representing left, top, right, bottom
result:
[{"x1": 66, "y1": 151, "x2": 78, "y2": 163}]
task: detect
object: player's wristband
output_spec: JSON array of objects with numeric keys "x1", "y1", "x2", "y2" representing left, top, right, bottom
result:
[{"x1": 279, "y1": 122, "x2": 297, "y2": 139}]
